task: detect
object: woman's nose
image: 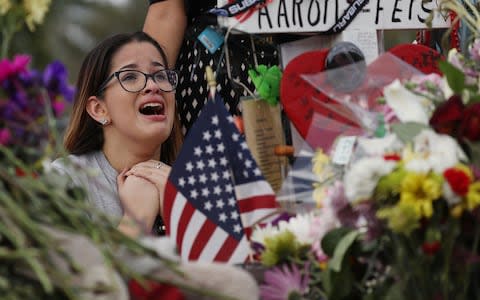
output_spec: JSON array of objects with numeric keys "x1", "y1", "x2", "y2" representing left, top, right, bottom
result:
[{"x1": 142, "y1": 76, "x2": 160, "y2": 93}]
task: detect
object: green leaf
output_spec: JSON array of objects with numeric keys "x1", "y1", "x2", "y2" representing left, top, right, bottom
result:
[
  {"x1": 438, "y1": 60, "x2": 465, "y2": 93},
  {"x1": 391, "y1": 122, "x2": 429, "y2": 143},
  {"x1": 384, "y1": 282, "x2": 404, "y2": 300},
  {"x1": 324, "y1": 259, "x2": 355, "y2": 299},
  {"x1": 468, "y1": 93, "x2": 480, "y2": 104},
  {"x1": 321, "y1": 227, "x2": 352, "y2": 257},
  {"x1": 464, "y1": 140, "x2": 480, "y2": 169},
  {"x1": 329, "y1": 230, "x2": 360, "y2": 272},
  {"x1": 321, "y1": 267, "x2": 332, "y2": 295}
]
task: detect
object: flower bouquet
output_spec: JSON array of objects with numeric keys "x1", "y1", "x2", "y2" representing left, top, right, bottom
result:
[
  {"x1": 251, "y1": 9, "x2": 480, "y2": 300},
  {"x1": 0, "y1": 54, "x2": 75, "y2": 166},
  {"x1": 0, "y1": 0, "x2": 52, "y2": 58}
]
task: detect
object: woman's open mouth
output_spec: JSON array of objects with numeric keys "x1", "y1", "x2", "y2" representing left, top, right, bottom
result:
[{"x1": 139, "y1": 102, "x2": 164, "y2": 116}]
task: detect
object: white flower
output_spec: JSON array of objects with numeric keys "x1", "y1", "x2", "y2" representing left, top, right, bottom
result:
[
  {"x1": 0, "y1": 0, "x2": 11, "y2": 15},
  {"x1": 403, "y1": 129, "x2": 467, "y2": 174},
  {"x1": 469, "y1": 38, "x2": 480, "y2": 61},
  {"x1": 442, "y1": 182, "x2": 462, "y2": 206},
  {"x1": 23, "y1": 0, "x2": 52, "y2": 31},
  {"x1": 442, "y1": 76, "x2": 454, "y2": 100},
  {"x1": 383, "y1": 79, "x2": 431, "y2": 124},
  {"x1": 357, "y1": 134, "x2": 403, "y2": 156},
  {"x1": 344, "y1": 157, "x2": 397, "y2": 203},
  {"x1": 251, "y1": 223, "x2": 279, "y2": 246},
  {"x1": 309, "y1": 207, "x2": 339, "y2": 242},
  {"x1": 277, "y1": 213, "x2": 315, "y2": 245}
]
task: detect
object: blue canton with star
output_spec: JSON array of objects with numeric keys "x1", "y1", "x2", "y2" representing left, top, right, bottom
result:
[{"x1": 169, "y1": 98, "x2": 264, "y2": 241}]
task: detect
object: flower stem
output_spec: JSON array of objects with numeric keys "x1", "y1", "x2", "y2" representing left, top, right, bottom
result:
[
  {"x1": 1, "y1": 28, "x2": 13, "y2": 58},
  {"x1": 440, "y1": 219, "x2": 459, "y2": 299},
  {"x1": 460, "y1": 222, "x2": 480, "y2": 299}
]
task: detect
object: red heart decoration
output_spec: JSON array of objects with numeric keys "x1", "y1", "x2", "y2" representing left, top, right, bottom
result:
[
  {"x1": 388, "y1": 43, "x2": 443, "y2": 75},
  {"x1": 280, "y1": 44, "x2": 443, "y2": 148}
]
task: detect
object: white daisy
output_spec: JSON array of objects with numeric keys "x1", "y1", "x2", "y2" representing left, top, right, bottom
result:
[{"x1": 344, "y1": 157, "x2": 397, "y2": 203}]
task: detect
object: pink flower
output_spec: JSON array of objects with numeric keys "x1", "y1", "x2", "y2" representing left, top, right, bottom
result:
[
  {"x1": 0, "y1": 128, "x2": 12, "y2": 145},
  {"x1": 469, "y1": 38, "x2": 480, "y2": 61},
  {"x1": 0, "y1": 55, "x2": 30, "y2": 83},
  {"x1": 410, "y1": 73, "x2": 444, "y2": 93},
  {"x1": 310, "y1": 209, "x2": 339, "y2": 260},
  {"x1": 52, "y1": 99, "x2": 66, "y2": 116},
  {"x1": 11, "y1": 54, "x2": 30, "y2": 73},
  {"x1": 260, "y1": 264, "x2": 309, "y2": 300},
  {"x1": 0, "y1": 59, "x2": 12, "y2": 82}
]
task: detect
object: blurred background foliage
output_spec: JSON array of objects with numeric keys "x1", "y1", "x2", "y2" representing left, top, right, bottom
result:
[
  {"x1": 5, "y1": 0, "x2": 416, "y2": 85},
  {"x1": 7, "y1": 0, "x2": 147, "y2": 83}
]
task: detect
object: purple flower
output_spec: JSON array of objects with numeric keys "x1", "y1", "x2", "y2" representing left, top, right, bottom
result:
[
  {"x1": 260, "y1": 263, "x2": 309, "y2": 300},
  {"x1": 271, "y1": 212, "x2": 294, "y2": 226},
  {"x1": 0, "y1": 54, "x2": 74, "y2": 163},
  {"x1": 43, "y1": 60, "x2": 75, "y2": 102},
  {"x1": 20, "y1": 69, "x2": 42, "y2": 88},
  {"x1": 409, "y1": 73, "x2": 444, "y2": 94},
  {"x1": 469, "y1": 38, "x2": 480, "y2": 61}
]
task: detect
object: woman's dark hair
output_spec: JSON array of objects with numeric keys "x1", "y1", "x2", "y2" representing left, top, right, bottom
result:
[{"x1": 63, "y1": 31, "x2": 182, "y2": 164}]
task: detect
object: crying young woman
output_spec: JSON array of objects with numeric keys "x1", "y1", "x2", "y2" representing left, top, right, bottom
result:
[{"x1": 51, "y1": 31, "x2": 183, "y2": 238}]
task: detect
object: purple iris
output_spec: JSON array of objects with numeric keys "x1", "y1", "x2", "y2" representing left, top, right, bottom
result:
[
  {"x1": 43, "y1": 60, "x2": 75, "y2": 102},
  {"x1": 0, "y1": 55, "x2": 74, "y2": 153}
]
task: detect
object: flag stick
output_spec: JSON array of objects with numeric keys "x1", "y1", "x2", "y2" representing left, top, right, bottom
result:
[{"x1": 206, "y1": 65, "x2": 216, "y2": 100}]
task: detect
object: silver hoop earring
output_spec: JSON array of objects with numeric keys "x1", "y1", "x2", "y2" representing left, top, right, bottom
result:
[{"x1": 100, "y1": 119, "x2": 109, "y2": 126}]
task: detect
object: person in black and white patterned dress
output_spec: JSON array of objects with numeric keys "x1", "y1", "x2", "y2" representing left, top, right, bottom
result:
[{"x1": 145, "y1": 0, "x2": 279, "y2": 134}]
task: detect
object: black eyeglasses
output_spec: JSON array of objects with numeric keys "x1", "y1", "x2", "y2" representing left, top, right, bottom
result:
[{"x1": 97, "y1": 69, "x2": 178, "y2": 94}]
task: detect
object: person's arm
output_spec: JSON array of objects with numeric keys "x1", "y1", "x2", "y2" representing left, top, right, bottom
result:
[{"x1": 143, "y1": 0, "x2": 187, "y2": 69}]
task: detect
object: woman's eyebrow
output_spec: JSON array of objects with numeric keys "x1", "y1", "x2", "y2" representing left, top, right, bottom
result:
[
  {"x1": 118, "y1": 63, "x2": 138, "y2": 70},
  {"x1": 116, "y1": 61, "x2": 165, "y2": 71},
  {"x1": 152, "y1": 61, "x2": 166, "y2": 68}
]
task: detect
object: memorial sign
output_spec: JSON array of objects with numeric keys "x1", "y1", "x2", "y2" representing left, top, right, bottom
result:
[{"x1": 217, "y1": 0, "x2": 450, "y2": 33}]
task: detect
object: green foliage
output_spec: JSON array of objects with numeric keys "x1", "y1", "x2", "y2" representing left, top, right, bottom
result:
[
  {"x1": 261, "y1": 230, "x2": 299, "y2": 267},
  {"x1": 391, "y1": 122, "x2": 430, "y2": 143},
  {"x1": 0, "y1": 146, "x2": 173, "y2": 298},
  {"x1": 248, "y1": 65, "x2": 282, "y2": 106},
  {"x1": 438, "y1": 60, "x2": 466, "y2": 94}
]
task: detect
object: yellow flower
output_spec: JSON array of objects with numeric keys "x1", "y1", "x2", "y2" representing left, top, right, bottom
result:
[
  {"x1": 318, "y1": 260, "x2": 328, "y2": 270},
  {"x1": 466, "y1": 182, "x2": 480, "y2": 211},
  {"x1": 0, "y1": 0, "x2": 11, "y2": 15},
  {"x1": 456, "y1": 163, "x2": 473, "y2": 179},
  {"x1": 313, "y1": 184, "x2": 327, "y2": 208},
  {"x1": 375, "y1": 166, "x2": 407, "y2": 202},
  {"x1": 261, "y1": 231, "x2": 299, "y2": 267},
  {"x1": 450, "y1": 204, "x2": 465, "y2": 218},
  {"x1": 312, "y1": 148, "x2": 332, "y2": 179},
  {"x1": 400, "y1": 172, "x2": 442, "y2": 218},
  {"x1": 23, "y1": 0, "x2": 52, "y2": 31},
  {"x1": 377, "y1": 201, "x2": 420, "y2": 235}
]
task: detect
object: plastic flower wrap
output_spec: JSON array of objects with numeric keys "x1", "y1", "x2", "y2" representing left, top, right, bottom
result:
[
  {"x1": 254, "y1": 127, "x2": 480, "y2": 299},
  {"x1": 0, "y1": 54, "x2": 74, "y2": 164},
  {"x1": 379, "y1": 37, "x2": 480, "y2": 170},
  {"x1": 255, "y1": 33, "x2": 480, "y2": 299}
]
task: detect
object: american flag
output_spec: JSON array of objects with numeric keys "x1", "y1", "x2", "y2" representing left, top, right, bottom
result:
[{"x1": 163, "y1": 97, "x2": 279, "y2": 264}]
